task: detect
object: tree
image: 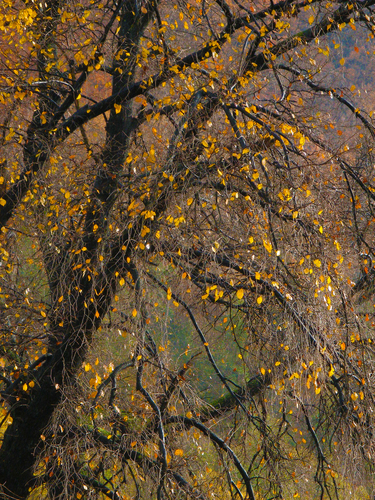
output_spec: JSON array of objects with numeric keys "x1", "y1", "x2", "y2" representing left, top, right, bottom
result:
[{"x1": 1, "y1": 0, "x2": 375, "y2": 498}]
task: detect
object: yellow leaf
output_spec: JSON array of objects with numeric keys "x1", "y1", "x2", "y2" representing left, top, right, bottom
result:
[
  {"x1": 308, "y1": 15, "x2": 314, "y2": 24},
  {"x1": 313, "y1": 259, "x2": 321, "y2": 268},
  {"x1": 132, "y1": 308, "x2": 137, "y2": 317},
  {"x1": 142, "y1": 210, "x2": 156, "y2": 220},
  {"x1": 167, "y1": 287, "x2": 172, "y2": 300},
  {"x1": 339, "y1": 58, "x2": 345, "y2": 66},
  {"x1": 257, "y1": 296, "x2": 263, "y2": 304},
  {"x1": 236, "y1": 289, "x2": 244, "y2": 300},
  {"x1": 114, "y1": 103, "x2": 122, "y2": 114},
  {"x1": 23, "y1": 383, "x2": 28, "y2": 391},
  {"x1": 119, "y1": 278, "x2": 125, "y2": 286},
  {"x1": 95, "y1": 311, "x2": 100, "y2": 318},
  {"x1": 175, "y1": 449, "x2": 184, "y2": 456},
  {"x1": 263, "y1": 239, "x2": 272, "y2": 254},
  {"x1": 0, "y1": 198, "x2": 6, "y2": 206},
  {"x1": 260, "y1": 367, "x2": 265, "y2": 376},
  {"x1": 187, "y1": 198, "x2": 193, "y2": 206}
]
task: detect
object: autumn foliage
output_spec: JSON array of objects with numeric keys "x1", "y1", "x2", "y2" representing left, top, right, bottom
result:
[{"x1": 1, "y1": 0, "x2": 375, "y2": 498}]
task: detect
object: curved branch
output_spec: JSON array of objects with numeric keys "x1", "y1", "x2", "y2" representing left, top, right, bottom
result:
[
  {"x1": 277, "y1": 64, "x2": 375, "y2": 139},
  {"x1": 147, "y1": 272, "x2": 251, "y2": 415},
  {"x1": 166, "y1": 415, "x2": 256, "y2": 500}
]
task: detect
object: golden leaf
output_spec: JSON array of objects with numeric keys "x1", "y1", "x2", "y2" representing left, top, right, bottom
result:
[{"x1": 263, "y1": 239, "x2": 272, "y2": 254}]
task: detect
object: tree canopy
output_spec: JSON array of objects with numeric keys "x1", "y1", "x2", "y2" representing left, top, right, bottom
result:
[{"x1": 1, "y1": 0, "x2": 375, "y2": 498}]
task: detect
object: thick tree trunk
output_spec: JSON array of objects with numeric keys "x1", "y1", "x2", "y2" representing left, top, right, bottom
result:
[
  {"x1": 0, "y1": 318, "x2": 95, "y2": 498},
  {"x1": 0, "y1": 373, "x2": 61, "y2": 499},
  {"x1": 0, "y1": 5, "x2": 152, "y2": 498}
]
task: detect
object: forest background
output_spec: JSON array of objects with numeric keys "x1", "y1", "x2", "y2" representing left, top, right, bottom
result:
[{"x1": 1, "y1": 0, "x2": 375, "y2": 498}]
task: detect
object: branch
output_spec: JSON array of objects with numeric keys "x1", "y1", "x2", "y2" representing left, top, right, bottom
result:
[
  {"x1": 79, "y1": 474, "x2": 122, "y2": 500},
  {"x1": 90, "y1": 360, "x2": 134, "y2": 414},
  {"x1": 77, "y1": 425, "x2": 209, "y2": 500},
  {"x1": 277, "y1": 64, "x2": 375, "y2": 139},
  {"x1": 147, "y1": 272, "x2": 251, "y2": 416},
  {"x1": 166, "y1": 416, "x2": 256, "y2": 500},
  {"x1": 136, "y1": 359, "x2": 168, "y2": 499},
  {"x1": 200, "y1": 374, "x2": 270, "y2": 420},
  {"x1": 249, "y1": 0, "x2": 375, "y2": 71},
  {"x1": 177, "y1": 246, "x2": 322, "y2": 348}
]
